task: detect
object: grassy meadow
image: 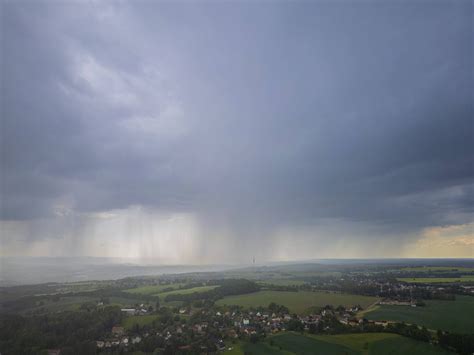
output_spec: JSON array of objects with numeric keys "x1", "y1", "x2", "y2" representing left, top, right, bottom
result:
[
  {"x1": 155, "y1": 285, "x2": 218, "y2": 298},
  {"x1": 230, "y1": 332, "x2": 453, "y2": 355},
  {"x1": 365, "y1": 295, "x2": 474, "y2": 333}
]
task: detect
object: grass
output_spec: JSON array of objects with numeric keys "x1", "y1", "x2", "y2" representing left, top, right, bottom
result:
[
  {"x1": 122, "y1": 315, "x2": 160, "y2": 330},
  {"x1": 155, "y1": 285, "x2": 218, "y2": 298},
  {"x1": 311, "y1": 332, "x2": 399, "y2": 353},
  {"x1": 242, "y1": 341, "x2": 290, "y2": 354},
  {"x1": 397, "y1": 276, "x2": 474, "y2": 283},
  {"x1": 365, "y1": 295, "x2": 474, "y2": 333},
  {"x1": 369, "y1": 336, "x2": 453, "y2": 355},
  {"x1": 216, "y1": 290, "x2": 378, "y2": 314},
  {"x1": 228, "y1": 332, "x2": 453, "y2": 354},
  {"x1": 124, "y1": 283, "x2": 186, "y2": 295},
  {"x1": 224, "y1": 342, "x2": 245, "y2": 355},
  {"x1": 270, "y1": 333, "x2": 358, "y2": 354}
]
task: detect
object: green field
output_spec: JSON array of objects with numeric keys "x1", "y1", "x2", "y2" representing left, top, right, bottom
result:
[
  {"x1": 230, "y1": 332, "x2": 453, "y2": 355},
  {"x1": 122, "y1": 315, "x2": 160, "y2": 330},
  {"x1": 270, "y1": 333, "x2": 358, "y2": 354},
  {"x1": 368, "y1": 336, "x2": 453, "y2": 355},
  {"x1": 365, "y1": 295, "x2": 474, "y2": 333},
  {"x1": 216, "y1": 290, "x2": 378, "y2": 314},
  {"x1": 124, "y1": 283, "x2": 186, "y2": 295},
  {"x1": 397, "y1": 276, "x2": 474, "y2": 283},
  {"x1": 155, "y1": 285, "x2": 218, "y2": 298}
]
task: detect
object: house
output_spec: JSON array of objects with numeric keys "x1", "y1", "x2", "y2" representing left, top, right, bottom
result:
[
  {"x1": 112, "y1": 326, "x2": 125, "y2": 336},
  {"x1": 47, "y1": 350, "x2": 61, "y2": 355},
  {"x1": 227, "y1": 329, "x2": 238, "y2": 338},
  {"x1": 96, "y1": 341, "x2": 105, "y2": 348},
  {"x1": 216, "y1": 339, "x2": 226, "y2": 351},
  {"x1": 348, "y1": 319, "x2": 359, "y2": 326},
  {"x1": 131, "y1": 336, "x2": 142, "y2": 344},
  {"x1": 242, "y1": 319, "x2": 250, "y2": 325},
  {"x1": 121, "y1": 308, "x2": 136, "y2": 315}
]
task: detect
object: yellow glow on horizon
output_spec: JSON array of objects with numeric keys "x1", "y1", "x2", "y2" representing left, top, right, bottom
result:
[{"x1": 403, "y1": 223, "x2": 474, "y2": 258}]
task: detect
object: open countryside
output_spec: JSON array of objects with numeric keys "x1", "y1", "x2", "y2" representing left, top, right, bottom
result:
[
  {"x1": 154, "y1": 285, "x2": 218, "y2": 299},
  {"x1": 236, "y1": 332, "x2": 455, "y2": 355},
  {"x1": 217, "y1": 290, "x2": 378, "y2": 314},
  {"x1": 365, "y1": 295, "x2": 474, "y2": 334},
  {"x1": 2, "y1": 260, "x2": 473, "y2": 354}
]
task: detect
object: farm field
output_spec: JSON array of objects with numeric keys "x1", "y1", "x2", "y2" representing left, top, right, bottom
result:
[
  {"x1": 365, "y1": 295, "x2": 474, "y2": 333},
  {"x1": 397, "y1": 276, "x2": 474, "y2": 283},
  {"x1": 230, "y1": 332, "x2": 453, "y2": 355},
  {"x1": 368, "y1": 336, "x2": 454, "y2": 355},
  {"x1": 155, "y1": 285, "x2": 218, "y2": 298},
  {"x1": 124, "y1": 283, "x2": 186, "y2": 295},
  {"x1": 216, "y1": 290, "x2": 378, "y2": 314},
  {"x1": 269, "y1": 333, "x2": 358, "y2": 354}
]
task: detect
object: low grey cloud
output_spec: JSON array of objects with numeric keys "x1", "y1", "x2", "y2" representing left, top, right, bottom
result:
[{"x1": 1, "y1": 1, "x2": 472, "y2": 260}]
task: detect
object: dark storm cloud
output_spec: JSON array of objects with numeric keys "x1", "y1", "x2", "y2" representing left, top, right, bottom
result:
[{"x1": 1, "y1": 1, "x2": 472, "y2": 244}]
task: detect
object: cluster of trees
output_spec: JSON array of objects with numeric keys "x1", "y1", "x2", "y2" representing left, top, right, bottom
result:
[
  {"x1": 268, "y1": 302, "x2": 290, "y2": 315},
  {"x1": 384, "y1": 322, "x2": 431, "y2": 342},
  {"x1": 0, "y1": 306, "x2": 123, "y2": 354},
  {"x1": 438, "y1": 330, "x2": 474, "y2": 355}
]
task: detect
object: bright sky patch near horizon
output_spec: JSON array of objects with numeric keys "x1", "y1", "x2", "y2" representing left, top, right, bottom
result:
[{"x1": 1, "y1": 0, "x2": 473, "y2": 263}]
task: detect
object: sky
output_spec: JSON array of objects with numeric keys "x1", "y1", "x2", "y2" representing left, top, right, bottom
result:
[{"x1": 1, "y1": 0, "x2": 473, "y2": 263}]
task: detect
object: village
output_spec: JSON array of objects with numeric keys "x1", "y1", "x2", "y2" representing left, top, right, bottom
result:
[
  {"x1": 3, "y1": 264, "x2": 473, "y2": 355},
  {"x1": 93, "y1": 299, "x2": 411, "y2": 353}
]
